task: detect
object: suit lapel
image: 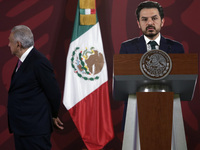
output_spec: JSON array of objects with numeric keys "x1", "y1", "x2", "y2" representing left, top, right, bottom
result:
[
  {"x1": 159, "y1": 36, "x2": 170, "y2": 53},
  {"x1": 11, "y1": 63, "x2": 18, "y2": 79},
  {"x1": 138, "y1": 36, "x2": 147, "y2": 53},
  {"x1": 9, "y1": 48, "x2": 35, "y2": 91},
  {"x1": 9, "y1": 62, "x2": 18, "y2": 92}
]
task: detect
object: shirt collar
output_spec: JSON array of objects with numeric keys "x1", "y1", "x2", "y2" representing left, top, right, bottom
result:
[
  {"x1": 144, "y1": 33, "x2": 161, "y2": 46},
  {"x1": 19, "y1": 46, "x2": 33, "y2": 62}
]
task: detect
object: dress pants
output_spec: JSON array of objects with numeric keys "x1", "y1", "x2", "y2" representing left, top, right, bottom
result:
[{"x1": 14, "y1": 133, "x2": 51, "y2": 150}]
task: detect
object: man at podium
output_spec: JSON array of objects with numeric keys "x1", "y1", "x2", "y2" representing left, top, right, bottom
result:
[{"x1": 119, "y1": 1, "x2": 185, "y2": 130}]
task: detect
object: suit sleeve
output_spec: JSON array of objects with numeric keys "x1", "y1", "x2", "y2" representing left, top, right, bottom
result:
[
  {"x1": 34, "y1": 58, "x2": 61, "y2": 118},
  {"x1": 120, "y1": 42, "x2": 128, "y2": 54},
  {"x1": 166, "y1": 38, "x2": 185, "y2": 54},
  {"x1": 172, "y1": 41, "x2": 185, "y2": 53},
  {"x1": 177, "y1": 43, "x2": 185, "y2": 53}
]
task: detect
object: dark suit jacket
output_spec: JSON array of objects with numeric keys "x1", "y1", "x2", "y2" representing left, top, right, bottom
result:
[
  {"x1": 8, "y1": 47, "x2": 61, "y2": 136},
  {"x1": 120, "y1": 35, "x2": 184, "y2": 54},
  {"x1": 120, "y1": 35, "x2": 184, "y2": 129}
]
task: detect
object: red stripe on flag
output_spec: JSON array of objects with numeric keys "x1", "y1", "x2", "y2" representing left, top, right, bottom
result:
[
  {"x1": 69, "y1": 81, "x2": 114, "y2": 149},
  {"x1": 91, "y1": 9, "x2": 96, "y2": 14}
]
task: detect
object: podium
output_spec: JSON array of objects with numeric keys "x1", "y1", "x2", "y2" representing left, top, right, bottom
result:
[{"x1": 113, "y1": 53, "x2": 198, "y2": 150}]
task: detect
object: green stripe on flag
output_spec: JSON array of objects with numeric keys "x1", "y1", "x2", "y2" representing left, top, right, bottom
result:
[{"x1": 80, "y1": 9, "x2": 85, "y2": 15}]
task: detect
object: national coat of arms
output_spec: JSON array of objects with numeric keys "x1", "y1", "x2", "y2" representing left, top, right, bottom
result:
[
  {"x1": 140, "y1": 50, "x2": 172, "y2": 80},
  {"x1": 71, "y1": 47, "x2": 104, "y2": 81}
]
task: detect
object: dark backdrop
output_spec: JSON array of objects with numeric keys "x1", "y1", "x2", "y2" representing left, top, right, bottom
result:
[{"x1": 0, "y1": 0, "x2": 200, "y2": 149}]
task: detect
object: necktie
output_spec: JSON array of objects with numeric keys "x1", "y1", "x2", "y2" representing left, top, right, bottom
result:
[
  {"x1": 148, "y1": 41, "x2": 158, "y2": 50},
  {"x1": 17, "y1": 60, "x2": 22, "y2": 70}
]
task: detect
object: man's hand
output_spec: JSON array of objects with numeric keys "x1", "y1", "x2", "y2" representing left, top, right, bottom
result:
[{"x1": 52, "y1": 117, "x2": 64, "y2": 130}]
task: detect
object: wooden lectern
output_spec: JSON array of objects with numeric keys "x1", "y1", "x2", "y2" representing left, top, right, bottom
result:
[{"x1": 113, "y1": 54, "x2": 198, "y2": 150}]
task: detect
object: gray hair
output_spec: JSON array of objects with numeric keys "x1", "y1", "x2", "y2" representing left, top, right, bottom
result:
[{"x1": 11, "y1": 25, "x2": 34, "y2": 48}]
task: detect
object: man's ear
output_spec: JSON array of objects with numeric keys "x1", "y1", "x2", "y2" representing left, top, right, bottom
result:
[
  {"x1": 17, "y1": 41, "x2": 22, "y2": 48},
  {"x1": 161, "y1": 18, "x2": 165, "y2": 27},
  {"x1": 137, "y1": 20, "x2": 141, "y2": 29}
]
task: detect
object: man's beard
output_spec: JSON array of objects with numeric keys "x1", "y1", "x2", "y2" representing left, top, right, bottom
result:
[
  {"x1": 146, "y1": 32, "x2": 158, "y2": 38},
  {"x1": 144, "y1": 25, "x2": 160, "y2": 38}
]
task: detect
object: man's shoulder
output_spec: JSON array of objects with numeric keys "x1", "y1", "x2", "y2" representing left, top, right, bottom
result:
[
  {"x1": 162, "y1": 36, "x2": 182, "y2": 46},
  {"x1": 28, "y1": 48, "x2": 51, "y2": 66},
  {"x1": 30, "y1": 48, "x2": 48, "y2": 60},
  {"x1": 161, "y1": 36, "x2": 184, "y2": 53},
  {"x1": 120, "y1": 36, "x2": 146, "y2": 54},
  {"x1": 122, "y1": 36, "x2": 142, "y2": 45}
]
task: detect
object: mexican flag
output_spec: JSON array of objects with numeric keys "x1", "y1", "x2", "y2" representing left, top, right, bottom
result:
[{"x1": 63, "y1": 0, "x2": 114, "y2": 149}]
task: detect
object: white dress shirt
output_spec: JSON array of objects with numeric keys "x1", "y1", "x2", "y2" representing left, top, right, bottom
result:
[
  {"x1": 16, "y1": 46, "x2": 33, "y2": 72},
  {"x1": 144, "y1": 33, "x2": 161, "y2": 51}
]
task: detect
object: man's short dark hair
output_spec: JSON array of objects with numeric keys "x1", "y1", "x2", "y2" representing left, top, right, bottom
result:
[{"x1": 136, "y1": 1, "x2": 164, "y2": 20}]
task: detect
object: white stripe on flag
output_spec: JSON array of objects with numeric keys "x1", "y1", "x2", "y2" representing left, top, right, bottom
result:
[
  {"x1": 85, "y1": 9, "x2": 91, "y2": 15},
  {"x1": 63, "y1": 23, "x2": 107, "y2": 110}
]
